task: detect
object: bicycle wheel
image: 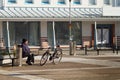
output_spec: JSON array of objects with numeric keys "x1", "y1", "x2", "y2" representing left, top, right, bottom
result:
[
  {"x1": 53, "y1": 50, "x2": 62, "y2": 64},
  {"x1": 40, "y1": 52, "x2": 48, "y2": 66}
]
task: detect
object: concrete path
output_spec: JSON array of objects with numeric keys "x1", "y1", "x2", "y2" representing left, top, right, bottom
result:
[
  {"x1": 1, "y1": 55, "x2": 120, "y2": 80},
  {"x1": 62, "y1": 57, "x2": 120, "y2": 67},
  {"x1": 0, "y1": 69, "x2": 53, "y2": 80},
  {"x1": 34, "y1": 55, "x2": 120, "y2": 67}
]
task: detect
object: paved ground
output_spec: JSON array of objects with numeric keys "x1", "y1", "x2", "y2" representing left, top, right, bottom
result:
[{"x1": 0, "y1": 50, "x2": 120, "y2": 80}]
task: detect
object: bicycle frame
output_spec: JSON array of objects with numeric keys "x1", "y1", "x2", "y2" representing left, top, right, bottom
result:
[{"x1": 40, "y1": 47, "x2": 62, "y2": 66}]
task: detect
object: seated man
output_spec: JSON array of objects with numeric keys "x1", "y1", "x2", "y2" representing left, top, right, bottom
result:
[{"x1": 21, "y1": 39, "x2": 34, "y2": 65}]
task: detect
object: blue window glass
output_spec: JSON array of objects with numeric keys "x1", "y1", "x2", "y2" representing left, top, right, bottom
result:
[
  {"x1": 73, "y1": 0, "x2": 81, "y2": 4},
  {"x1": 89, "y1": 0, "x2": 96, "y2": 5},
  {"x1": 116, "y1": 0, "x2": 120, "y2": 6},
  {"x1": 58, "y1": 0, "x2": 65, "y2": 4},
  {"x1": 25, "y1": 0, "x2": 33, "y2": 4},
  {"x1": 8, "y1": 0, "x2": 16, "y2": 3},
  {"x1": 104, "y1": 0, "x2": 110, "y2": 5},
  {"x1": 47, "y1": 21, "x2": 82, "y2": 45},
  {"x1": 0, "y1": 0, "x2": 3, "y2": 9},
  {"x1": 42, "y1": 0, "x2": 50, "y2": 4},
  {"x1": 112, "y1": 0, "x2": 120, "y2": 7},
  {"x1": 3, "y1": 22, "x2": 40, "y2": 46},
  {"x1": 74, "y1": 2, "x2": 80, "y2": 4}
]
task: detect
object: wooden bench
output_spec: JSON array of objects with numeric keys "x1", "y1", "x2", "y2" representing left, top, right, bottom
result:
[
  {"x1": 0, "y1": 49, "x2": 18, "y2": 67},
  {"x1": 84, "y1": 45, "x2": 116, "y2": 55},
  {"x1": 0, "y1": 56, "x2": 18, "y2": 67}
]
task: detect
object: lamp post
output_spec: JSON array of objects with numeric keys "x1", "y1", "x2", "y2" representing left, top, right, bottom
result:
[
  {"x1": 69, "y1": 0, "x2": 73, "y2": 55},
  {"x1": 69, "y1": 0, "x2": 72, "y2": 41}
]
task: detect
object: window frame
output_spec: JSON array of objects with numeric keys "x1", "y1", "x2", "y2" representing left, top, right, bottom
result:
[
  {"x1": 3, "y1": 21, "x2": 40, "y2": 46},
  {"x1": 25, "y1": 0, "x2": 33, "y2": 4},
  {"x1": 47, "y1": 21, "x2": 82, "y2": 45},
  {"x1": 104, "y1": 0, "x2": 110, "y2": 5},
  {"x1": 116, "y1": 0, "x2": 120, "y2": 7},
  {"x1": 89, "y1": 0, "x2": 97, "y2": 5},
  {"x1": 73, "y1": 0, "x2": 82, "y2": 5},
  {"x1": 57, "y1": 0, "x2": 66, "y2": 5},
  {"x1": 112, "y1": 0, "x2": 120, "y2": 7},
  {"x1": 8, "y1": 0, "x2": 17, "y2": 4},
  {"x1": 41, "y1": 0, "x2": 50, "y2": 4}
]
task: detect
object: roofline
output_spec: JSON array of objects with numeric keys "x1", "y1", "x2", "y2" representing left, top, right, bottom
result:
[{"x1": 0, "y1": 17, "x2": 120, "y2": 21}]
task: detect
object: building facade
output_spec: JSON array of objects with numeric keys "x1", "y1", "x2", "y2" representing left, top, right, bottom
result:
[{"x1": 0, "y1": 0, "x2": 120, "y2": 49}]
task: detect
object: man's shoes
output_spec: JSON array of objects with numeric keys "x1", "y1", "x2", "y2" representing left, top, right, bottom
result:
[
  {"x1": 49, "y1": 56, "x2": 53, "y2": 61},
  {"x1": 31, "y1": 60, "x2": 34, "y2": 64},
  {"x1": 26, "y1": 61, "x2": 32, "y2": 65},
  {"x1": 28, "y1": 62, "x2": 32, "y2": 65}
]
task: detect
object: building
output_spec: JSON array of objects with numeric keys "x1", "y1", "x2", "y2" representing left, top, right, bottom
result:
[{"x1": 0, "y1": 0, "x2": 120, "y2": 49}]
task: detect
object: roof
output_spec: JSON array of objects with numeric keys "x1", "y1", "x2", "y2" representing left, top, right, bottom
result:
[{"x1": 0, "y1": 7, "x2": 102, "y2": 19}]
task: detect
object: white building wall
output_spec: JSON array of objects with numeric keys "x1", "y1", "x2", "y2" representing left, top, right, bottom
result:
[
  {"x1": 103, "y1": 7, "x2": 120, "y2": 16},
  {"x1": 4, "y1": 0, "x2": 104, "y2": 8}
]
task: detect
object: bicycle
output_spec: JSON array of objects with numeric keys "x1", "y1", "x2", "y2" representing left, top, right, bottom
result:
[{"x1": 40, "y1": 46, "x2": 62, "y2": 66}]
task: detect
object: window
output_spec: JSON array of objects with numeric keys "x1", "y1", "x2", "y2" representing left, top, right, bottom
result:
[
  {"x1": 89, "y1": 0, "x2": 96, "y2": 5},
  {"x1": 8, "y1": 0, "x2": 16, "y2": 3},
  {"x1": 47, "y1": 21, "x2": 82, "y2": 45},
  {"x1": 3, "y1": 22, "x2": 40, "y2": 46},
  {"x1": 116, "y1": 0, "x2": 120, "y2": 6},
  {"x1": 41, "y1": 0, "x2": 50, "y2": 4},
  {"x1": 57, "y1": 0, "x2": 66, "y2": 4},
  {"x1": 104, "y1": 0, "x2": 110, "y2": 5},
  {"x1": 112, "y1": 0, "x2": 120, "y2": 7},
  {"x1": 112, "y1": 0, "x2": 115, "y2": 6},
  {"x1": 0, "y1": 0, "x2": 3, "y2": 9},
  {"x1": 73, "y1": 0, "x2": 81, "y2": 5},
  {"x1": 25, "y1": 0, "x2": 33, "y2": 4}
]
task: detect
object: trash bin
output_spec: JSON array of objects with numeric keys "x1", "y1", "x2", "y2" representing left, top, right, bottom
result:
[{"x1": 69, "y1": 41, "x2": 76, "y2": 55}]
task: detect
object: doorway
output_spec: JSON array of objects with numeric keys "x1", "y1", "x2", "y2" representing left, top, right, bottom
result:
[{"x1": 96, "y1": 24, "x2": 112, "y2": 47}]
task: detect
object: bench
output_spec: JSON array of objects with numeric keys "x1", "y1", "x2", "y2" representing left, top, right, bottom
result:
[
  {"x1": 84, "y1": 45, "x2": 117, "y2": 55},
  {"x1": 84, "y1": 46, "x2": 98, "y2": 55},
  {"x1": 96, "y1": 48, "x2": 116, "y2": 55},
  {"x1": 113, "y1": 46, "x2": 120, "y2": 54},
  {"x1": 0, "y1": 49, "x2": 18, "y2": 67}
]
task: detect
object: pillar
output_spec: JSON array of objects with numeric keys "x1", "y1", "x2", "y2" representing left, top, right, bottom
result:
[
  {"x1": 0, "y1": 21, "x2": 4, "y2": 48},
  {"x1": 40, "y1": 21, "x2": 48, "y2": 48},
  {"x1": 94, "y1": 21, "x2": 97, "y2": 49}
]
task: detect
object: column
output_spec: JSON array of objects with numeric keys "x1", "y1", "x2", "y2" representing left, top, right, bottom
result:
[
  {"x1": 40, "y1": 21, "x2": 48, "y2": 48},
  {"x1": 52, "y1": 21, "x2": 56, "y2": 50},
  {"x1": 94, "y1": 21, "x2": 97, "y2": 49},
  {"x1": 0, "y1": 21, "x2": 4, "y2": 48},
  {"x1": 6, "y1": 21, "x2": 11, "y2": 53}
]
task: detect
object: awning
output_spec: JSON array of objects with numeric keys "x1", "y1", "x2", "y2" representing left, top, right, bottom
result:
[
  {"x1": 0, "y1": 7, "x2": 120, "y2": 21},
  {"x1": 0, "y1": 7, "x2": 102, "y2": 19}
]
